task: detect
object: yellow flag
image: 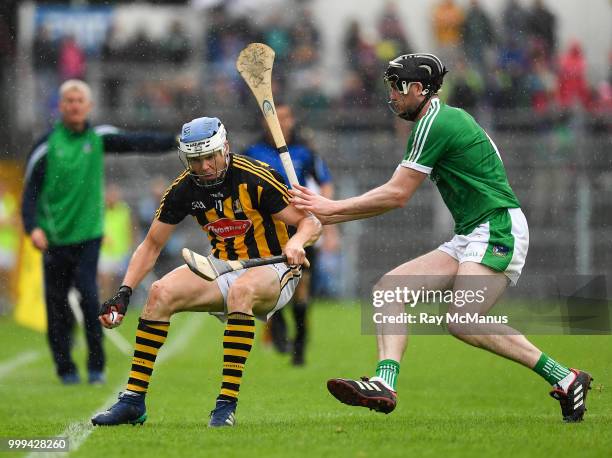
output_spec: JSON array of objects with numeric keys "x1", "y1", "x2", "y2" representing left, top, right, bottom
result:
[{"x1": 14, "y1": 236, "x2": 47, "y2": 332}]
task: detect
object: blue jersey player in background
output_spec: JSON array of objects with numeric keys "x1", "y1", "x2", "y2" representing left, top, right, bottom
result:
[{"x1": 243, "y1": 103, "x2": 339, "y2": 365}]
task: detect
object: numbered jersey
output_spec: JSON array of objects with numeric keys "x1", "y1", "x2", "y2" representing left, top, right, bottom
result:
[
  {"x1": 156, "y1": 153, "x2": 294, "y2": 260},
  {"x1": 400, "y1": 98, "x2": 521, "y2": 235}
]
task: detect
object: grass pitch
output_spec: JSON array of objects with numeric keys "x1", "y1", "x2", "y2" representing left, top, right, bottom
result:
[{"x1": 0, "y1": 301, "x2": 610, "y2": 457}]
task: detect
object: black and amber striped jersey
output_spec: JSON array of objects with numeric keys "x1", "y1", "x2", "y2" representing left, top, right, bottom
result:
[{"x1": 156, "y1": 153, "x2": 296, "y2": 260}]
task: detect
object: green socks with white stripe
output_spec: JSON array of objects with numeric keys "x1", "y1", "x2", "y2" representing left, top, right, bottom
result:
[
  {"x1": 374, "y1": 359, "x2": 400, "y2": 391},
  {"x1": 533, "y1": 353, "x2": 573, "y2": 389}
]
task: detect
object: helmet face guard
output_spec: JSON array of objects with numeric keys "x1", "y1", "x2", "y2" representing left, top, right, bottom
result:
[
  {"x1": 383, "y1": 73, "x2": 418, "y2": 117},
  {"x1": 178, "y1": 117, "x2": 229, "y2": 188},
  {"x1": 177, "y1": 145, "x2": 229, "y2": 188},
  {"x1": 383, "y1": 71, "x2": 416, "y2": 96}
]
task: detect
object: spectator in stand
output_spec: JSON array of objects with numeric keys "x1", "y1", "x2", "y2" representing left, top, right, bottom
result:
[
  {"x1": 263, "y1": 12, "x2": 291, "y2": 63},
  {"x1": 0, "y1": 13, "x2": 13, "y2": 144},
  {"x1": 344, "y1": 20, "x2": 363, "y2": 67},
  {"x1": 526, "y1": 50, "x2": 557, "y2": 113},
  {"x1": 101, "y1": 24, "x2": 126, "y2": 111},
  {"x1": 291, "y1": 7, "x2": 320, "y2": 59},
  {"x1": 338, "y1": 71, "x2": 371, "y2": 108},
  {"x1": 100, "y1": 24, "x2": 125, "y2": 62},
  {"x1": 376, "y1": 1, "x2": 412, "y2": 62},
  {"x1": 125, "y1": 29, "x2": 156, "y2": 63},
  {"x1": 502, "y1": 0, "x2": 529, "y2": 43},
  {"x1": 498, "y1": 36, "x2": 530, "y2": 108},
  {"x1": 295, "y1": 71, "x2": 330, "y2": 110},
  {"x1": 204, "y1": 7, "x2": 257, "y2": 102},
  {"x1": 527, "y1": 0, "x2": 557, "y2": 61},
  {"x1": 289, "y1": 7, "x2": 322, "y2": 102},
  {"x1": 32, "y1": 25, "x2": 59, "y2": 121},
  {"x1": 58, "y1": 35, "x2": 86, "y2": 82},
  {"x1": 431, "y1": 0, "x2": 464, "y2": 67},
  {"x1": 592, "y1": 53, "x2": 612, "y2": 113},
  {"x1": 462, "y1": 0, "x2": 495, "y2": 71},
  {"x1": 205, "y1": 5, "x2": 230, "y2": 65},
  {"x1": 447, "y1": 57, "x2": 485, "y2": 112},
  {"x1": 161, "y1": 20, "x2": 191, "y2": 64},
  {"x1": 343, "y1": 20, "x2": 379, "y2": 106},
  {"x1": 556, "y1": 41, "x2": 591, "y2": 110},
  {"x1": 486, "y1": 63, "x2": 515, "y2": 109}
]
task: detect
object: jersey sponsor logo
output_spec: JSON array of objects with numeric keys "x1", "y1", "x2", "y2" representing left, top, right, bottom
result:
[
  {"x1": 192, "y1": 200, "x2": 206, "y2": 210},
  {"x1": 204, "y1": 218, "x2": 253, "y2": 239},
  {"x1": 492, "y1": 245, "x2": 509, "y2": 257}
]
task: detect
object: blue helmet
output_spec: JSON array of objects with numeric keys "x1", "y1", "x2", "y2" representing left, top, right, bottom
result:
[{"x1": 178, "y1": 117, "x2": 229, "y2": 187}]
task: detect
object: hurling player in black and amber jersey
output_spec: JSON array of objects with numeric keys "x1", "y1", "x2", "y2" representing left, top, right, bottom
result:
[
  {"x1": 92, "y1": 117, "x2": 321, "y2": 428},
  {"x1": 155, "y1": 152, "x2": 297, "y2": 261}
]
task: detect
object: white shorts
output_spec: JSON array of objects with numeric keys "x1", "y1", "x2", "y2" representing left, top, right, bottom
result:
[
  {"x1": 211, "y1": 261, "x2": 302, "y2": 322},
  {"x1": 438, "y1": 208, "x2": 529, "y2": 285}
]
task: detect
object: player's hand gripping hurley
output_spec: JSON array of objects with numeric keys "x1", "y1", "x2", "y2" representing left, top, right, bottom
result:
[{"x1": 236, "y1": 43, "x2": 299, "y2": 187}]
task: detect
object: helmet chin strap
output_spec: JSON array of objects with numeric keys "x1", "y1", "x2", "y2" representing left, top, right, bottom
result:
[{"x1": 398, "y1": 90, "x2": 432, "y2": 122}]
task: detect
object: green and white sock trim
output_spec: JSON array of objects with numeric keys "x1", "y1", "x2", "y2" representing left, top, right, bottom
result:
[
  {"x1": 375, "y1": 359, "x2": 400, "y2": 391},
  {"x1": 533, "y1": 353, "x2": 571, "y2": 386}
]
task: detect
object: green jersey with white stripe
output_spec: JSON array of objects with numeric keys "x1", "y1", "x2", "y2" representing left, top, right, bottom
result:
[{"x1": 401, "y1": 98, "x2": 520, "y2": 235}]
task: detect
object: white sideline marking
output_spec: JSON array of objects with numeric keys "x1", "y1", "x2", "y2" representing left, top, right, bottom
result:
[
  {"x1": 103, "y1": 328, "x2": 133, "y2": 356},
  {"x1": 0, "y1": 350, "x2": 42, "y2": 380},
  {"x1": 29, "y1": 315, "x2": 206, "y2": 458}
]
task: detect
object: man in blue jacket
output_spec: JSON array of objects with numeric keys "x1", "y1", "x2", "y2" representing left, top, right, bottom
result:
[{"x1": 243, "y1": 103, "x2": 339, "y2": 365}]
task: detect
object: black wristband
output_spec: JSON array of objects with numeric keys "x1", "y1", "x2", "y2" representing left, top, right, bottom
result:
[{"x1": 118, "y1": 285, "x2": 133, "y2": 296}]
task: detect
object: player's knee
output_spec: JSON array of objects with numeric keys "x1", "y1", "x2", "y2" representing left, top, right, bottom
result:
[
  {"x1": 146, "y1": 280, "x2": 175, "y2": 315},
  {"x1": 227, "y1": 281, "x2": 256, "y2": 314}
]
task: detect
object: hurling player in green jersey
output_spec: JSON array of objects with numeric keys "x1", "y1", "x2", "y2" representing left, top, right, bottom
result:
[{"x1": 291, "y1": 53, "x2": 592, "y2": 422}]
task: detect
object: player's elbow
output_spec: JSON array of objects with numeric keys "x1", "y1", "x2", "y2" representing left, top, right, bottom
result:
[
  {"x1": 300, "y1": 213, "x2": 322, "y2": 245},
  {"x1": 309, "y1": 214, "x2": 323, "y2": 241},
  {"x1": 389, "y1": 189, "x2": 410, "y2": 209}
]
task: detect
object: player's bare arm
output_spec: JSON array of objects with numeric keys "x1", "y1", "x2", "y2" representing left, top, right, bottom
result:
[
  {"x1": 318, "y1": 182, "x2": 340, "y2": 250},
  {"x1": 290, "y1": 167, "x2": 426, "y2": 224},
  {"x1": 272, "y1": 205, "x2": 322, "y2": 265},
  {"x1": 99, "y1": 219, "x2": 175, "y2": 328}
]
